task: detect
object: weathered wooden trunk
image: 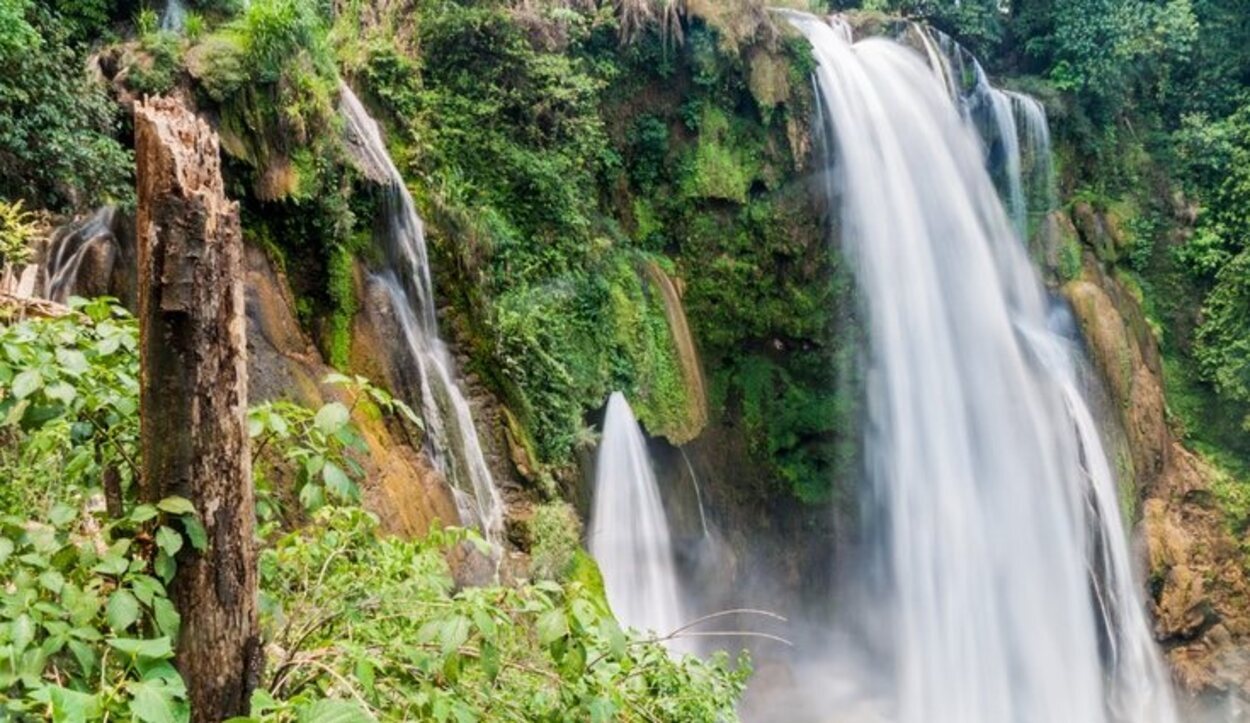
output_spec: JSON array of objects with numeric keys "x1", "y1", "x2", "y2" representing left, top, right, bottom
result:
[{"x1": 134, "y1": 96, "x2": 259, "y2": 721}]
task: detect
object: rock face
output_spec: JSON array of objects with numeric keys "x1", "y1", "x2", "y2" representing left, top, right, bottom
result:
[
  {"x1": 134, "y1": 96, "x2": 259, "y2": 721},
  {"x1": 1063, "y1": 241, "x2": 1250, "y2": 712}
]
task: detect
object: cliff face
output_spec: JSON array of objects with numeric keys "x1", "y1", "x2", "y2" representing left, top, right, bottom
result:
[{"x1": 1063, "y1": 213, "x2": 1250, "y2": 711}]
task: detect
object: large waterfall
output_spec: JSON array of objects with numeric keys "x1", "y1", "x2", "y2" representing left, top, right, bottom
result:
[
  {"x1": 789, "y1": 13, "x2": 1178, "y2": 723},
  {"x1": 340, "y1": 86, "x2": 503, "y2": 540},
  {"x1": 590, "y1": 392, "x2": 688, "y2": 650}
]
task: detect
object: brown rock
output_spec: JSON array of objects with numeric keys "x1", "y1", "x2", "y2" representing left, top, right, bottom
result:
[{"x1": 1067, "y1": 258, "x2": 1250, "y2": 702}]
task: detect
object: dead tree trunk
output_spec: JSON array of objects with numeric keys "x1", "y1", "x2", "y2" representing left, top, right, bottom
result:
[{"x1": 134, "y1": 97, "x2": 259, "y2": 721}]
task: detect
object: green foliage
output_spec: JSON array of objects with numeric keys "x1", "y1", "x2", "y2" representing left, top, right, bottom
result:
[
  {"x1": 0, "y1": 198, "x2": 39, "y2": 268},
  {"x1": 684, "y1": 106, "x2": 756, "y2": 203},
  {"x1": 249, "y1": 371, "x2": 423, "y2": 526},
  {"x1": 128, "y1": 32, "x2": 183, "y2": 97},
  {"x1": 0, "y1": 301, "x2": 747, "y2": 719},
  {"x1": 0, "y1": 303, "x2": 217, "y2": 722},
  {"x1": 529, "y1": 502, "x2": 583, "y2": 581},
  {"x1": 0, "y1": 298, "x2": 140, "y2": 514},
  {"x1": 188, "y1": 0, "x2": 339, "y2": 198},
  {"x1": 247, "y1": 507, "x2": 749, "y2": 722},
  {"x1": 0, "y1": 499, "x2": 194, "y2": 721},
  {"x1": 0, "y1": 0, "x2": 132, "y2": 210},
  {"x1": 1194, "y1": 249, "x2": 1250, "y2": 413}
]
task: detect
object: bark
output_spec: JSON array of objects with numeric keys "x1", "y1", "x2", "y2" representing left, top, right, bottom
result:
[{"x1": 134, "y1": 96, "x2": 259, "y2": 722}]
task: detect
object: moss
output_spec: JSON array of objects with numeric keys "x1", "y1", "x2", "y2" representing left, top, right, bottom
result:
[
  {"x1": 684, "y1": 106, "x2": 755, "y2": 203},
  {"x1": 1059, "y1": 235, "x2": 1083, "y2": 281},
  {"x1": 568, "y1": 548, "x2": 609, "y2": 612},
  {"x1": 325, "y1": 243, "x2": 357, "y2": 369}
]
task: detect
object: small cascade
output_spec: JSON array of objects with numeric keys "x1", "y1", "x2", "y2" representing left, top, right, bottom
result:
[
  {"x1": 339, "y1": 85, "x2": 503, "y2": 541},
  {"x1": 43, "y1": 207, "x2": 117, "y2": 303},
  {"x1": 788, "y1": 11, "x2": 1178, "y2": 723},
  {"x1": 160, "y1": 0, "x2": 186, "y2": 32},
  {"x1": 590, "y1": 392, "x2": 688, "y2": 649},
  {"x1": 678, "y1": 447, "x2": 709, "y2": 539},
  {"x1": 1007, "y1": 90, "x2": 1058, "y2": 218},
  {"x1": 911, "y1": 23, "x2": 1056, "y2": 235}
]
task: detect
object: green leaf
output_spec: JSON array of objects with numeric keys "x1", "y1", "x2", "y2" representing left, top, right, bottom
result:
[
  {"x1": 155, "y1": 526, "x2": 183, "y2": 557},
  {"x1": 39, "y1": 570, "x2": 64, "y2": 594},
  {"x1": 46, "y1": 684, "x2": 100, "y2": 723},
  {"x1": 106, "y1": 590, "x2": 141, "y2": 632},
  {"x1": 107, "y1": 636, "x2": 174, "y2": 661},
  {"x1": 299, "y1": 483, "x2": 325, "y2": 511},
  {"x1": 11, "y1": 614, "x2": 34, "y2": 653},
  {"x1": 480, "y1": 641, "x2": 500, "y2": 682},
  {"x1": 182, "y1": 517, "x2": 207, "y2": 552},
  {"x1": 12, "y1": 369, "x2": 42, "y2": 399},
  {"x1": 49, "y1": 503, "x2": 76, "y2": 526},
  {"x1": 156, "y1": 497, "x2": 196, "y2": 516},
  {"x1": 153, "y1": 598, "x2": 180, "y2": 638},
  {"x1": 298, "y1": 698, "x2": 376, "y2": 723},
  {"x1": 439, "y1": 615, "x2": 470, "y2": 655},
  {"x1": 154, "y1": 551, "x2": 176, "y2": 583},
  {"x1": 0, "y1": 537, "x2": 13, "y2": 564},
  {"x1": 536, "y1": 609, "x2": 568, "y2": 646},
  {"x1": 588, "y1": 697, "x2": 616, "y2": 723},
  {"x1": 322, "y1": 461, "x2": 353, "y2": 499},
  {"x1": 56, "y1": 348, "x2": 89, "y2": 377},
  {"x1": 471, "y1": 609, "x2": 497, "y2": 642},
  {"x1": 128, "y1": 680, "x2": 177, "y2": 723},
  {"x1": 130, "y1": 505, "x2": 159, "y2": 523},
  {"x1": 44, "y1": 381, "x2": 76, "y2": 405},
  {"x1": 313, "y1": 402, "x2": 350, "y2": 434}
]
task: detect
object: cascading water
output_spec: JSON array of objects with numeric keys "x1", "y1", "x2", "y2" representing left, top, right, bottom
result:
[
  {"x1": 1007, "y1": 89, "x2": 1057, "y2": 218},
  {"x1": 590, "y1": 392, "x2": 688, "y2": 650},
  {"x1": 788, "y1": 13, "x2": 1178, "y2": 723},
  {"x1": 340, "y1": 85, "x2": 503, "y2": 541},
  {"x1": 42, "y1": 207, "x2": 116, "y2": 304},
  {"x1": 160, "y1": 0, "x2": 186, "y2": 32},
  {"x1": 913, "y1": 24, "x2": 1056, "y2": 234}
]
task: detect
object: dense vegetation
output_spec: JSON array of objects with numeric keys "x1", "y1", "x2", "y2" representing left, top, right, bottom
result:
[{"x1": 0, "y1": 300, "x2": 745, "y2": 720}]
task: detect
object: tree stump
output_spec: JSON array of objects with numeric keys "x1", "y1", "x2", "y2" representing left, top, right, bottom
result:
[{"x1": 134, "y1": 96, "x2": 258, "y2": 722}]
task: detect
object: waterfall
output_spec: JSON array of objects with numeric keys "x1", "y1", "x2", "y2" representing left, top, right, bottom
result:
[
  {"x1": 43, "y1": 207, "x2": 116, "y2": 304},
  {"x1": 339, "y1": 85, "x2": 503, "y2": 541},
  {"x1": 787, "y1": 13, "x2": 1177, "y2": 723},
  {"x1": 590, "y1": 392, "x2": 688, "y2": 649},
  {"x1": 160, "y1": 0, "x2": 186, "y2": 32}
]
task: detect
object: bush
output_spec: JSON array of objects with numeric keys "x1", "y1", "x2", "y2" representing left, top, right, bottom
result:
[{"x1": 250, "y1": 507, "x2": 750, "y2": 722}]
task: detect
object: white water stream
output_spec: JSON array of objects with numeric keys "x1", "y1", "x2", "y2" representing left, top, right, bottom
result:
[
  {"x1": 340, "y1": 85, "x2": 503, "y2": 541},
  {"x1": 590, "y1": 392, "x2": 688, "y2": 650}
]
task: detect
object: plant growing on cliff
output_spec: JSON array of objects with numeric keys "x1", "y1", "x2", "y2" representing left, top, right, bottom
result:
[{"x1": 0, "y1": 199, "x2": 39, "y2": 268}]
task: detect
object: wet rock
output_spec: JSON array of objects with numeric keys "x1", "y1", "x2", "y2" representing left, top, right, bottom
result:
[
  {"x1": 1066, "y1": 259, "x2": 1250, "y2": 703},
  {"x1": 245, "y1": 245, "x2": 459, "y2": 537}
]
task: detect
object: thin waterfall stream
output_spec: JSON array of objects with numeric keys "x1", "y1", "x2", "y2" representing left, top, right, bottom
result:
[
  {"x1": 785, "y1": 12, "x2": 1178, "y2": 723},
  {"x1": 339, "y1": 85, "x2": 503, "y2": 542}
]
